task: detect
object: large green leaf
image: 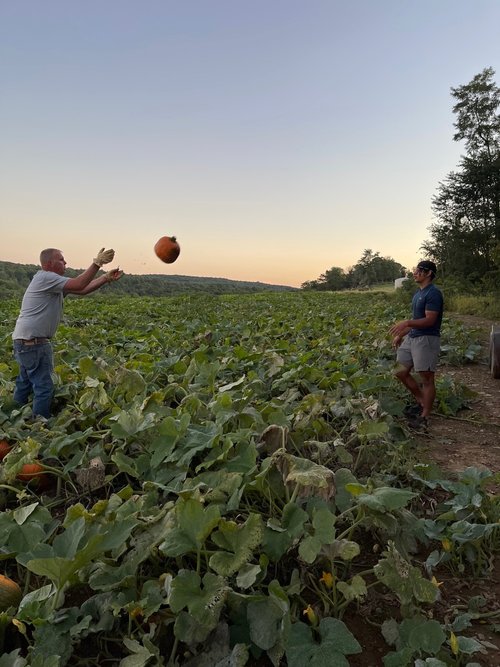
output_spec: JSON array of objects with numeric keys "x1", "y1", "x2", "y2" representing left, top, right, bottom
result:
[
  {"x1": 29, "y1": 607, "x2": 81, "y2": 665},
  {"x1": 0, "y1": 505, "x2": 56, "y2": 560},
  {"x1": 170, "y1": 570, "x2": 228, "y2": 644},
  {"x1": 174, "y1": 610, "x2": 214, "y2": 645},
  {"x1": 356, "y1": 419, "x2": 389, "y2": 439},
  {"x1": 25, "y1": 513, "x2": 137, "y2": 596},
  {"x1": 273, "y1": 452, "x2": 335, "y2": 499},
  {"x1": 298, "y1": 508, "x2": 336, "y2": 564},
  {"x1": 120, "y1": 637, "x2": 159, "y2": 667},
  {"x1": 52, "y1": 515, "x2": 86, "y2": 558},
  {"x1": 262, "y1": 502, "x2": 308, "y2": 562},
  {"x1": 27, "y1": 534, "x2": 105, "y2": 590},
  {"x1": 336, "y1": 575, "x2": 367, "y2": 602},
  {"x1": 449, "y1": 519, "x2": 497, "y2": 543},
  {"x1": 78, "y1": 379, "x2": 111, "y2": 411},
  {"x1": 172, "y1": 423, "x2": 222, "y2": 469},
  {"x1": 383, "y1": 647, "x2": 415, "y2": 667},
  {"x1": 399, "y1": 617, "x2": 445, "y2": 653},
  {"x1": 326, "y1": 539, "x2": 360, "y2": 561},
  {"x1": 0, "y1": 651, "x2": 28, "y2": 667},
  {"x1": 111, "y1": 450, "x2": 141, "y2": 478},
  {"x1": 357, "y1": 487, "x2": 417, "y2": 513},
  {"x1": 382, "y1": 617, "x2": 446, "y2": 665},
  {"x1": 209, "y1": 513, "x2": 263, "y2": 576},
  {"x1": 113, "y1": 367, "x2": 147, "y2": 400},
  {"x1": 148, "y1": 413, "x2": 190, "y2": 468},
  {"x1": 334, "y1": 468, "x2": 358, "y2": 512},
  {"x1": 247, "y1": 597, "x2": 285, "y2": 651},
  {"x1": 158, "y1": 497, "x2": 220, "y2": 556},
  {"x1": 89, "y1": 558, "x2": 139, "y2": 591},
  {"x1": 109, "y1": 405, "x2": 157, "y2": 438},
  {"x1": 374, "y1": 543, "x2": 439, "y2": 608},
  {"x1": 286, "y1": 618, "x2": 361, "y2": 666},
  {"x1": 17, "y1": 584, "x2": 53, "y2": 621},
  {"x1": 245, "y1": 580, "x2": 290, "y2": 652}
]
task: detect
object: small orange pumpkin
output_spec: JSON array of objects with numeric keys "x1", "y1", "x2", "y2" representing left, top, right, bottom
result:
[
  {"x1": 0, "y1": 439, "x2": 12, "y2": 461},
  {"x1": 154, "y1": 235, "x2": 181, "y2": 264},
  {"x1": 17, "y1": 462, "x2": 49, "y2": 488},
  {"x1": 0, "y1": 574, "x2": 22, "y2": 611}
]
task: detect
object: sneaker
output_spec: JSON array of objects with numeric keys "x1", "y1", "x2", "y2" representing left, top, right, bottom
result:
[
  {"x1": 407, "y1": 415, "x2": 429, "y2": 431},
  {"x1": 403, "y1": 403, "x2": 423, "y2": 417}
]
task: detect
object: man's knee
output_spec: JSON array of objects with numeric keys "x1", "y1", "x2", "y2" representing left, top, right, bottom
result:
[
  {"x1": 418, "y1": 371, "x2": 435, "y2": 386},
  {"x1": 394, "y1": 364, "x2": 412, "y2": 380}
]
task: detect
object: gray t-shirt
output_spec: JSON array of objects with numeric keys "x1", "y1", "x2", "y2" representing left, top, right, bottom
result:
[{"x1": 12, "y1": 270, "x2": 70, "y2": 340}]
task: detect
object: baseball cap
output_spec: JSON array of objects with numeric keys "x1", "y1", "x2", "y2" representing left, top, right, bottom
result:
[{"x1": 416, "y1": 260, "x2": 437, "y2": 274}]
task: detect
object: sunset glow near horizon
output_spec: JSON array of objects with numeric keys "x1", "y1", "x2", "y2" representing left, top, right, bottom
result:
[{"x1": 1, "y1": 1, "x2": 499, "y2": 287}]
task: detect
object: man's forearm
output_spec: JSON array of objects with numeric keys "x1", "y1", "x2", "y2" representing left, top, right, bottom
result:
[
  {"x1": 73, "y1": 274, "x2": 110, "y2": 295},
  {"x1": 64, "y1": 263, "x2": 101, "y2": 292},
  {"x1": 390, "y1": 315, "x2": 436, "y2": 337},
  {"x1": 405, "y1": 315, "x2": 437, "y2": 329}
]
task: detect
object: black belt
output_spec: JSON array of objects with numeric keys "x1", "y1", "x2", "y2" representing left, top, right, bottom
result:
[{"x1": 15, "y1": 338, "x2": 50, "y2": 345}]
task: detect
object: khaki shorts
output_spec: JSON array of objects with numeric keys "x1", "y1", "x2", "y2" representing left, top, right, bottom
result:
[{"x1": 396, "y1": 335, "x2": 440, "y2": 372}]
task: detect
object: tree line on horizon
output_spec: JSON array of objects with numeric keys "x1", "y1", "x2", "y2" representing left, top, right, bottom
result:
[
  {"x1": 301, "y1": 249, "x2": 406, "y2": 291},
  {"x1": 304, "y1": 67, "x2": 500, "y2": 294},
  {"x1": 0, "y1": 260, "x2": 297, "y2": 300}
]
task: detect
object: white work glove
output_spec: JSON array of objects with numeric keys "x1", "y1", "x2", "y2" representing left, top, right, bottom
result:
[{"x1": 93, "y1": 248, "x2": 115, "y2": 267}]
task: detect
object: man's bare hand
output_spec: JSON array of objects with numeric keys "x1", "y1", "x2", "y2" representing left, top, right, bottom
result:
[
  {"x1": 392, "y1": 334, "x2": 403, "y2": 349},
  {"x1": 105, "y1": 268, "x2": 123, "y2": 282},
  {"x1": 389, "y1": 320, "x2": 410, "y2": 337}
]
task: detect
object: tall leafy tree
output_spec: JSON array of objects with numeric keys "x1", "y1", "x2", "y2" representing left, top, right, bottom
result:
[
  {"x1": 302, "y1": 250, "x2": 405, "y2": 290},
  {"x1": 424, "y1": 68, "x2": 500, "y2": 282},
  {"x1": 301, "y1": 266, "x2": 347, "y2": 291},
  {"x1": 346, "y1": 250, "x2": 405, "y2": 287}
]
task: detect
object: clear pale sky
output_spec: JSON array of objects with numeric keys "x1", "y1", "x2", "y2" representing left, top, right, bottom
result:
[{"x1": 1, "y1": 1, "x2": 499, "y2": 287}]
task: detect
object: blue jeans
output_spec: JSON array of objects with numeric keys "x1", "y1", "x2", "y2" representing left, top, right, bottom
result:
[{"x1": 13, "y1": 340, "x2": 54, "y2": 418}]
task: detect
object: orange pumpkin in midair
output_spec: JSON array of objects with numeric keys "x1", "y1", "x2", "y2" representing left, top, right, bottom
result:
[{"x1": 154, "y1": 236, "x2": 180, "y2": 264}]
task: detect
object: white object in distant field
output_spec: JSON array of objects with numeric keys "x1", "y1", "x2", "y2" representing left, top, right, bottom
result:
[{"x1": 394, "y1": 277, "x2": 408, "y2": 289}]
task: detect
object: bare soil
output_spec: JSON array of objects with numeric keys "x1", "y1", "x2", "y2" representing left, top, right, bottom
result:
[
  {"x1": 424, "y1": 314, "x2": 500, "y2": 477},
  {"x1": 419, "y1": 314, "x2": 500, "y2": 667}
]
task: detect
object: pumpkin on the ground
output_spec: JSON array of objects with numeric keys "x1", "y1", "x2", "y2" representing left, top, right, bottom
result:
[
  {"x1": 0, "y1": 440, "x2": 12, "y2": 461},
  {"x1": 154, "y1": 236, "x2": 180, "y2": 264},
  {"x1": 17, "y1": 462, "x2": 48, "y2": 488},
  {"x1": 0, "y1": 575, "x2": 22, "y2": 611}
]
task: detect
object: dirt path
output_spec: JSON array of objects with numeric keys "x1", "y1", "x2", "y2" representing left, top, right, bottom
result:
[
  {"x1": 422, "y1": 314, "x2": 500, "y2": 474},
  {"x1": 418, "y1": 314, "x2": 500, "y2": 667}
]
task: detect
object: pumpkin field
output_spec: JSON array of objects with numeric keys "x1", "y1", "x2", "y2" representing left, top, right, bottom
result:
[{"x1": 0, "y1": 292, "x2": 498, "y2": 666}]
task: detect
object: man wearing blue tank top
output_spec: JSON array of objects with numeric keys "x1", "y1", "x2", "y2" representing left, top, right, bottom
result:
[{"x1": 389, "y1": 260, "x2": 444, "y2": 430}]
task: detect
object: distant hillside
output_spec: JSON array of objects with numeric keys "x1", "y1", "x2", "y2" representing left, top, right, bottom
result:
[{"x1": 0, "y1": 260, "x2": 297, "y2": 298}]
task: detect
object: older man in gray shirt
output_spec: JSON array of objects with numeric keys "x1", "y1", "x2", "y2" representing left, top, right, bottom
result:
[{"x1": 12, "y1": 247, "x2": 122, "y2": 418}]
